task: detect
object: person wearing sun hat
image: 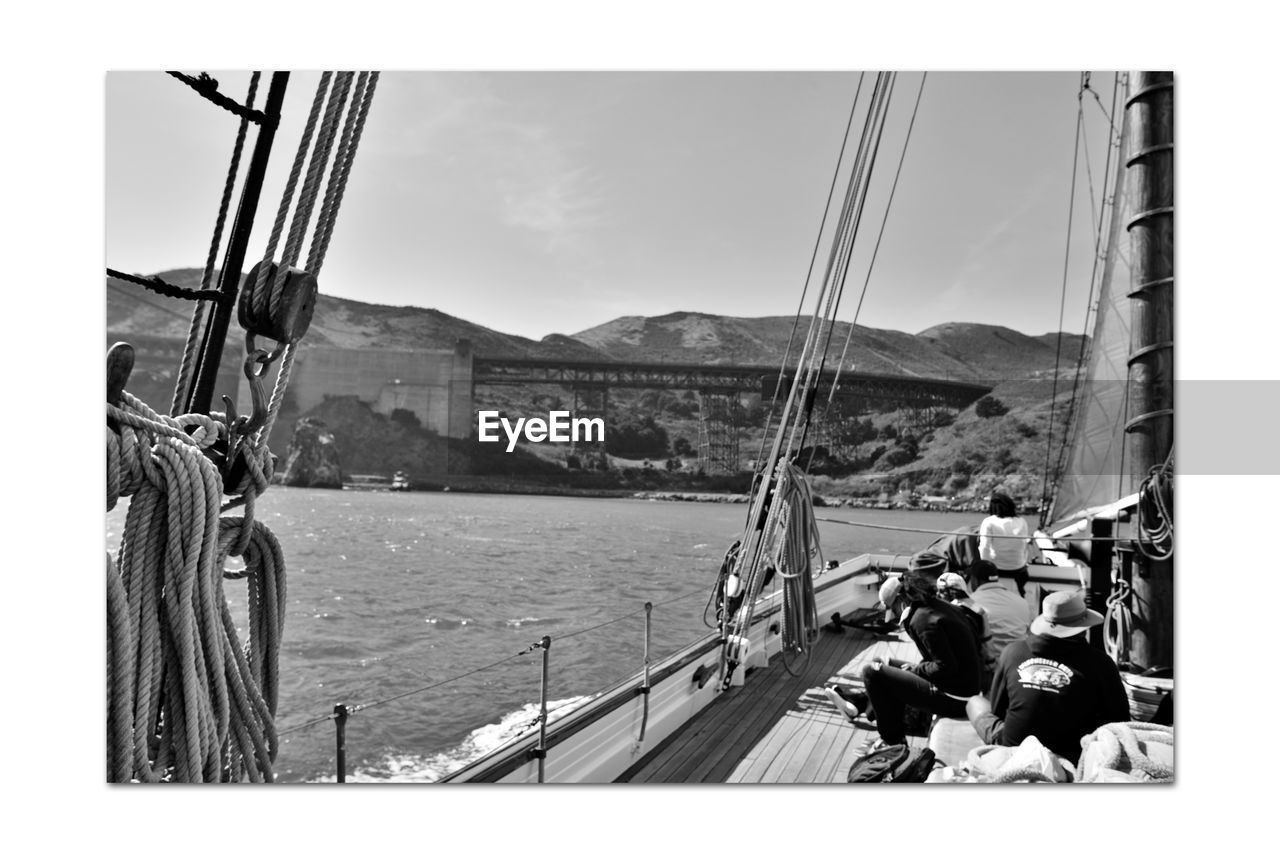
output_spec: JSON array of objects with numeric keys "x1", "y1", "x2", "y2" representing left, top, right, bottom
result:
[{"x1": 965, "y1": 589, "x2": 1129, "y2": 763}]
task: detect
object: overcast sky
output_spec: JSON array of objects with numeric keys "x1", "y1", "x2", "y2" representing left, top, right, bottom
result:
[{"x1": 107, "y1": 70, "x2": 1117, "y2": 341}]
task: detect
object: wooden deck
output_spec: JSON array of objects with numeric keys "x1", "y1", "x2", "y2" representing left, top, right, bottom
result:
[{"x1": 619, "y1": 625, "x2": 925, "y2": 784}]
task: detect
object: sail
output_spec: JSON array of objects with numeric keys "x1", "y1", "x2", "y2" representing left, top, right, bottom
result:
[{"x1": 1047, "y1": 80, "x2": 1137, "y2": 526}]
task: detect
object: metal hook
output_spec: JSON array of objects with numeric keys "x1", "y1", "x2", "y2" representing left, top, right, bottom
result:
[{"x1": 233, "y1": 351, "x2": 272, "y2": 438}]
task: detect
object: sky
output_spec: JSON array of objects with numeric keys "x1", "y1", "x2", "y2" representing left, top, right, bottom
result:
[{"x1": 106, "y1": 70, "x2": 1118, "y2": 341}]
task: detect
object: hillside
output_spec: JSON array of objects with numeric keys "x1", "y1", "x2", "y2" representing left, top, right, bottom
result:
[
  {"x1": 106, "y1": 269, "x2": 1088, "y2": 504},
  {"x1": 107, "y1": 268, "x2": 615, "y2": 361}
]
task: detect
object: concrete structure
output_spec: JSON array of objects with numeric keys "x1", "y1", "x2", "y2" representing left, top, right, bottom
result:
[{"x1": 239, "y1": 340, "x2": 474, "y2": 439}]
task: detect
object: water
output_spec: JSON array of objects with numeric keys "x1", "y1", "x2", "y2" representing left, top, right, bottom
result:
[{"x1": 105, "y1": 488, "x2": 983, "y2": 782}]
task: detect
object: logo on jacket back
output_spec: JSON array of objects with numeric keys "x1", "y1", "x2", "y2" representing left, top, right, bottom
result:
[{"x1": 1016, "y1": 658, "x2": 1073, "y2": 693}]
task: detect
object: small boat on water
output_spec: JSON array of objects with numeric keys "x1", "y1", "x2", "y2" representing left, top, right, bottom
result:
[
  {"x1": 390, "y1": 471, "x2": 411, "y2": 492},
  {"x1": 105, "y1": 70, "x2": 1172, "y2": 784}
]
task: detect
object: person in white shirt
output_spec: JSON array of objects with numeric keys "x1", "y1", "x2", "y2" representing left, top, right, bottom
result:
[{"x1": 978, "y1": 492, "x2": 1039, "y2": 597}]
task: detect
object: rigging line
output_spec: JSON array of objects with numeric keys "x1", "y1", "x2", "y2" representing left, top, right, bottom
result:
[
  {"x1": 281, "y1": 72, "x2": 353, "y2": 271},
  {"x1": 736, "y1": 94, "x2": 873, "y2": 562},
  {"x1": 107, "y1": 280, "x2": 205, "y2": 325},
  {"x1": 799, "y1": 73, "x2": 897, "y2": 462},
  {"x1": 278, "y1": 712, "x2": 340, "y2": 737},
  {"x1": 1084, "y1": 75, "x2": 1120, "y2": 143},
  {"x1": 753, "y1": 74, "x2": 866, "y2": 476},
  {"x1": 1047, "y1": 72, "x2": 1124, "y2": 515},
  {"x1": 106, "y1": 269, "x2": 221, "y2": 302},
  {"x1": 813, "y1": 515, "x2": 1137, "y2": 542},
  {"x1": 828, "y1": 72, "x2": 928, "y2": 408},
  {"x1": 248, "y1": 72, "x2": 333, "y2": 320},
  {"x1": 259, "y1": 73, "x2": 374, "y2": 448},
  {"x1": 1040, "y1": 80, "x2": 1086, "y2": 522},
  {"x1": 309, "y1": 72, "x2": 379, "y2": 272},
  {"x1": 167, "y1": 71, "x2": 275, "y2": 128},
  {"x1": 775, "y1": 74, "x2": 876, "y2": 456},
  {"x1": 736, "y1": 73, "x2": 893, "y2": 597},
  {"x1": 787, "y1": 74, "x2": 885, "y2": 464},
  {"x1": 174, "y1": 71, "x2": 261, "y2": 417},
  {"x1": 349, "y1": 651, "x2": 528, "y2": 714}
]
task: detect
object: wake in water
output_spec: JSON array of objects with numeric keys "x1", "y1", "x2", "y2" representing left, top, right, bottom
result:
[{"x1": 309, "y1": 695, "x2": 595, "y2": 783}]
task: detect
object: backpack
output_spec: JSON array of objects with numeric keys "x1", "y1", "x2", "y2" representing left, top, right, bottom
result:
[{"x1": 846, "y1": 744, "x2": 938, "y2": 783}]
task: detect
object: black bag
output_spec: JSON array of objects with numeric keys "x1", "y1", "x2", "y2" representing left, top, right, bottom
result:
[{"x1": 846, "y1": 744, "x2": 937, "y2": 783}]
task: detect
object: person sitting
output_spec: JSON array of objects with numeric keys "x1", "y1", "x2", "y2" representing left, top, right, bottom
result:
[
  {"x1": 978, "y1": 491, "x2": 1040, "y2": 599},
  {"x1": 965, "y1": 589, "x2": 1130, "y2": 764},
  {"x1": 936, "y1": 572, "x2": 988, "y2": 647},
  {"x1": 967, "y1": 559, "x2": 1031, "y2": 673},
  {"x1": 825, "y1": 571, "x2": 983, "y2": 748}
]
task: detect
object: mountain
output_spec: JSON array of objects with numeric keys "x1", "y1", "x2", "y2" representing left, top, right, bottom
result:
[
  {"x1": 106, "y1": 268, "x2": 614, "y2": 361},
  {"x1": 571, "y1": 314, "x2": 1083, "y2": 380},
  {"x1": 107, "y1": 270, "x2": 1086, "y2": 381}
]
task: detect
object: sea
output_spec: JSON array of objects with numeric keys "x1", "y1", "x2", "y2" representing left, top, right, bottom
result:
[{"x1": 105, "y1": 488, "x2": 985, "y2": 783}]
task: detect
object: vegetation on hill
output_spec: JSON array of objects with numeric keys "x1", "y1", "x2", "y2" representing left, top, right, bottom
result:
[{"x1": 108, "y1": 269, "x2": 1088, "y2": 507}]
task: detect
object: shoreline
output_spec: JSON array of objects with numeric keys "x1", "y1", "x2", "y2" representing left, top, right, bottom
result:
[{"x1": 341, "y1": 480, "x2": 988, "y2": 512}]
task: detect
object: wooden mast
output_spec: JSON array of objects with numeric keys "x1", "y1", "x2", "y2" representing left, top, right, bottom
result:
[{"x1": 1123, "y1": 71, "x2": 1174, "y2": 671}]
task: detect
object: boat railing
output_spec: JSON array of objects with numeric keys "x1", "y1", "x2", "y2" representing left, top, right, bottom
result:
[{"x1": 275, "y1": 585, "x2": 716, "y2": 782}]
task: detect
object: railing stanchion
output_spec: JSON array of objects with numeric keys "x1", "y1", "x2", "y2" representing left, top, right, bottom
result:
[
  {"x1": 536, "y1": 635, "x2": 551, "y2": 782},
  {"x1": 334, "y1": 703, "x2": 349, "y2": 783},
  {"x1": 638, "y1": 602, "x2": 652, "y2": 745}
]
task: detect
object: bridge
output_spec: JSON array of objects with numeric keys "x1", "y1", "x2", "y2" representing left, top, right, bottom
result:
[
  {"x1": 473, "y1": 356, "x2": 991, "y2": 409},
  {"x1": 473, "y1": 356, "x2": 992, "y2": 473}
]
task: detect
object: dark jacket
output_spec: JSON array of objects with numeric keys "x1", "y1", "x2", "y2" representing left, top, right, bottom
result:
[
  {"x1": 972, "y1": 632, "x2": 1130, "y2": 763},
  {"x1": 901, "y1": 599, "x2": 983, "y2": 697}
]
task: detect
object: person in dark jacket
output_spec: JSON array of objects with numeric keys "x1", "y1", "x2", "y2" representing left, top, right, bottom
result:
[
  {"x1": 966, "y1": 589, "x2": 1130, "y2": 763},
  {"x1": 825, "y1": 571, "x2": 983, "y2": 746}
]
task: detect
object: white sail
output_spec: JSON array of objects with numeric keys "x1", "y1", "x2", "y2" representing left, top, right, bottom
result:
[{"x1": 1047, "y1": 77, "x2": 1137, "y2": 527}]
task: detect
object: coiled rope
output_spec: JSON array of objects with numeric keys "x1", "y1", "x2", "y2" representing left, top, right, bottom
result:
[
  {"x1": 1135, "y1": 454, "x2": 1173, "y2": 561},
  {"x1": 107, "y1": 392, "x2": 286, "y2": 782},
  {"x1": 1103, "y1": 575, "x2": 1132, "y2": 668},
  {"x1": 765, "y1": 464, "x2": 821, "y2": 673}
]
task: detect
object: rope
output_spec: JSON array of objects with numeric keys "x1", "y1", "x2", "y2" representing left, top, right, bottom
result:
[
  {"x1": 766, "y1": 465, "x2": 821, "y2": 674},
  {"x1": 236, "y1": 71, "x2": 377, "y2": 450},
  {"x1": 1044, "y1": 73, "x2": 1124, "y2": 525},
  {"x1": 106, "y1": 269, "x2": 221, "y2": 302},
  {"x1": 1076, "y1": 721, "x2": 1174, "y2": 782},
  {"x1": 752, "y1": 74, "x2": 866, "y2": 477},
  {"x1": 257, "y1": 72, "x2": 379, "y2": 447},
  {"x1": 1134, "y1": 453, "x2": 1174, "y2": 561},
  {"x1": 1040, "y1": 78, "x2": 1087, "y2": 518},
  {"x1": 813, "y1": 514, "x2": 1130, "y2": 543},
  {"x1": 167, "y1": 71, "x2": 275, "y2": 128},
  {"x1": 107, "y1": 389, "x2": 286, "y2": 782},
  {"x1": 1104, "y1": 576, "x2": 1132, "y2": 667},
  {"x1": 828, "y1": 72, "x2": 927, "y2": 406},
  {"x1": 172, "y1": 72, "x2": 261, "y2": 416}
]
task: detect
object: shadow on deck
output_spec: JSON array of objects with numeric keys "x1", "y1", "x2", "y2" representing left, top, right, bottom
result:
[{"x1": 619, "y1": 626, "x2": 925, "y2": 784}]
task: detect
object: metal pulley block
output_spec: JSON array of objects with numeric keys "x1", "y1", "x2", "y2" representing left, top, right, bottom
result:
[{"x1": 239, "y1": 260, "x2": 318, "y2": 344}]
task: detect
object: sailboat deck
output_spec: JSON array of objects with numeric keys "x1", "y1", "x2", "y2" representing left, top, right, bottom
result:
[{"x1": 619, "y1": 626, "x2": 926, "y2": 784}]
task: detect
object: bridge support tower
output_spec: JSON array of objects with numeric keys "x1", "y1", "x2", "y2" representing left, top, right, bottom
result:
[{"x1": 697, "y1": 391, "x2": 740, "y2": 475}]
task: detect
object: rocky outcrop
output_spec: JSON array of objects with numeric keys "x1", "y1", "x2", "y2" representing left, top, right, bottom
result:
[{"x1": 279, "y1": 417, "x2": 344, "y2": 488}]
